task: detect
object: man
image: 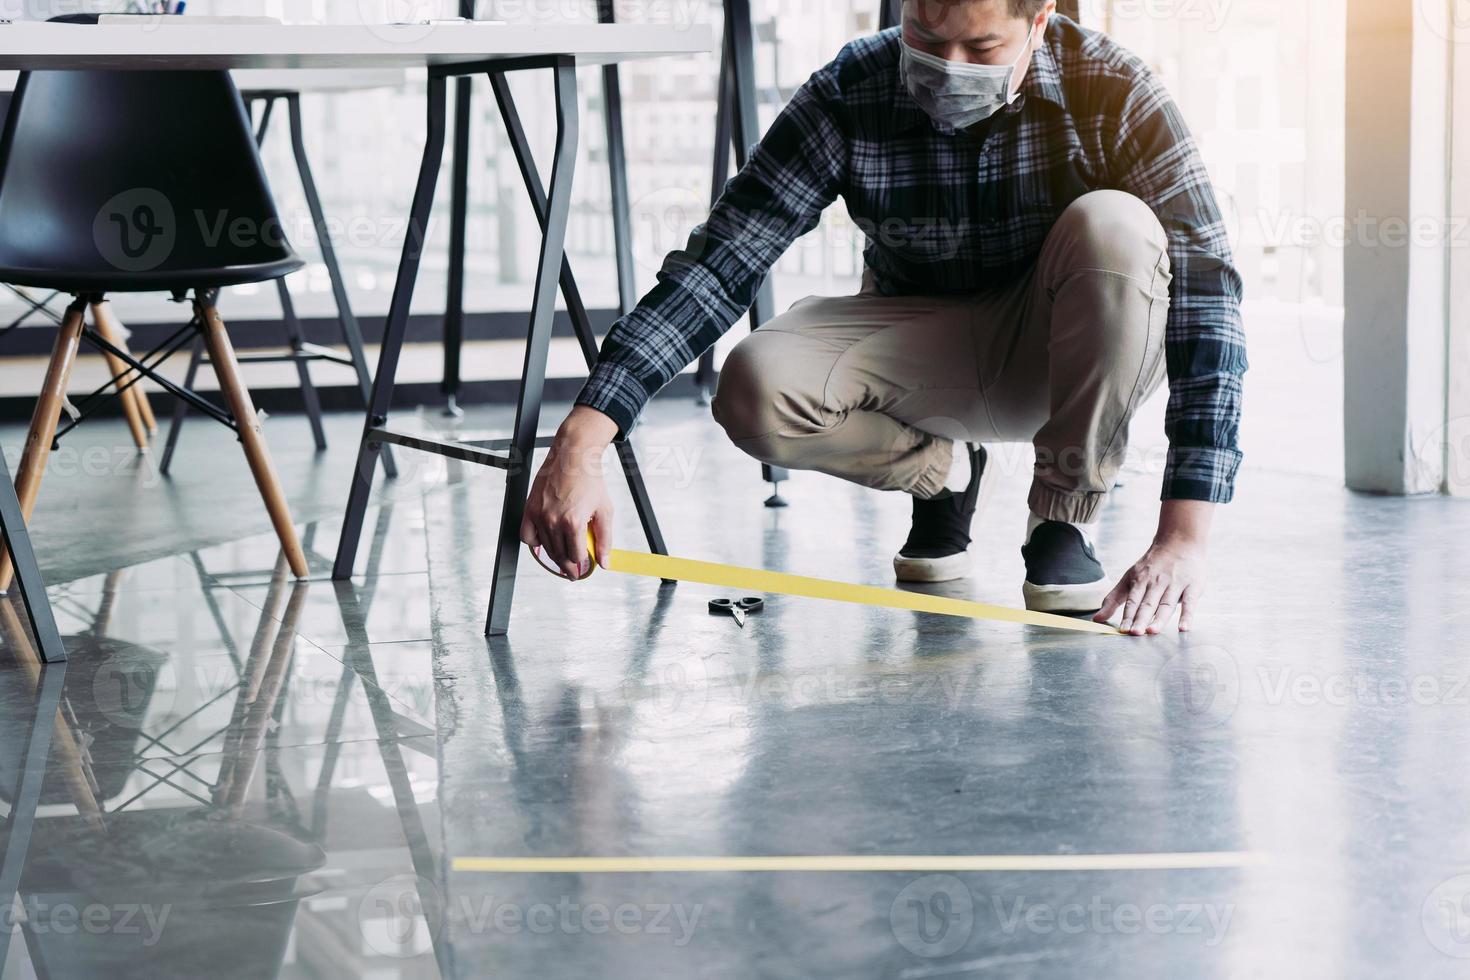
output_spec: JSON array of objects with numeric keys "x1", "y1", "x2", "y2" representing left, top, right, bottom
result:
[{"x1": 521, "y1": 0, "x2": 1246, "y2": 637}]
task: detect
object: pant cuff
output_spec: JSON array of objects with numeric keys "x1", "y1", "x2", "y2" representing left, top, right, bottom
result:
[
  {"x1": 1028, "y1": 481, "x2": 1107, "y2": 524},
  {"x1": 906, "y1": 437, "x2": 955, "y2": 500}
]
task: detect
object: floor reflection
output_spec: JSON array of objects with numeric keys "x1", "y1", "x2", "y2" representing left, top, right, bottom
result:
[{"x1": 0, "y1": 525, "x2": 446, "y2": 979}]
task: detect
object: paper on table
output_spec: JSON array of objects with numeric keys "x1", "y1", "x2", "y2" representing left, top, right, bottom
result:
[
  {"x1": 387, "y1": 19, "x2": 508, "y2": 26},
  {"x1": 96, "y1": 15, "x2": 283, "y2": 25}
]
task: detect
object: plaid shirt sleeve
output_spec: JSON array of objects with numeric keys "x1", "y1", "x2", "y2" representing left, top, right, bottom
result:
[
  {"x1": 1108, "y1": 66, "x2": 1248, "y2": 503},
  {"x1": 575, "y1": 69, "x2": 849, "y2": 436}
]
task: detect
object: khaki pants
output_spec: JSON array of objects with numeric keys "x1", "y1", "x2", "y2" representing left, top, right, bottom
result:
[{"x1": 711, "y1": 190, "x2": 1172, "y2": 524}]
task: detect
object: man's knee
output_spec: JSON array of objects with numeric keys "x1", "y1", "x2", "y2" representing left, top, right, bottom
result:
[
  {"x1": 711, "y1": 331, "x2": 828, "y2": 449},
  {"x1": 1049, "y1": 190, "x2": 1169, "y2": 280}
]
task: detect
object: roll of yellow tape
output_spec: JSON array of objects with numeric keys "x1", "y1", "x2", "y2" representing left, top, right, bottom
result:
[{"x1": 529, "y1": 531, "x2": 1120, "y2": 636}]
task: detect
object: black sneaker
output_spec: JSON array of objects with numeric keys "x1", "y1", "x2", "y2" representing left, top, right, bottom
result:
[
  {"x1": 893, "y1": 444, "x2": 989, "y2": 583},
  {"x1": 1021, "y1": 521, "x2": 1110, "y2": 614}
]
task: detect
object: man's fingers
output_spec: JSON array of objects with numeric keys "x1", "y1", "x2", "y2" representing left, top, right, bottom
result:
[
  {"x1": 542, "y1": 520, "x2": 572, "y2": 578},
  {"x1": 1118, "y1": 576, "x2": 1150, "y2": 632},
  {"x1": 1146, "y1": 582, "x2": 1186, "y2": 635},
  {"x1": 1128, "y1": 579, "x2": 1167, "y2": 636},
  {"x1": 1093, "y1": 580, "x2": 1130, "y2": 624},
  {"x1": 556, "y1": 522, "x2": 587, "y2": 580},
  {"x1": 590, "y1": 508, "x2": 614, "y2": 570},
  {"x1": 538, "y1": 518, "x2": 571, "y2": 575},
  {"x1": 1178, "y1": 584, "x2": 1197, "y2": 632},
  {"x1": 520, "y1": 516, "x2": 541, "y2": 549}
]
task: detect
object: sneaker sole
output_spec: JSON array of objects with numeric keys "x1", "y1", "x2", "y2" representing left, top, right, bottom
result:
[
  {"x1": 1023, "y1": 579, "x2": 1111, "y2": 616},
  {"x1": 894, "y1": 551, "x2": 974, "y2": 583}
]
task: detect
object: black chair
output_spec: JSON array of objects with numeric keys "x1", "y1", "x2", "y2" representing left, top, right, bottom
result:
[
  {"x1": 0, "y1": 69, "x2": 310, "y2": 590},
  {"x1": 3, "y1": 86, "x2": 82, "y2": 412}
]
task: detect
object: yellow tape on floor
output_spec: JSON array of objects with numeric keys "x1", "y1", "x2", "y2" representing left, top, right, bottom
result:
[
  {"x1": 453, "y1": 852, "x2": 1264, "y2": 874},
  {"x1": 535, "y1": 533, "x2": 1121, "y2": 636}
]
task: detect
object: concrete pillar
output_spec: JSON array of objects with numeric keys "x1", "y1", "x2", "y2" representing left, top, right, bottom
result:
[
  {"x1": 1343, "y1": 0, "x2": 1451, "y2": 494},
  {"x1": 1449, "y1": 5, "x2": 1470, "y2": 496}
]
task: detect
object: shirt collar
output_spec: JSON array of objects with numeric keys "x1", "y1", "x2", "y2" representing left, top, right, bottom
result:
[
  {"x1": 1019, "y1": 39, "x2": 1067, "y2": 110},
  {"x1": 890, "y1": 32, "x2": 1068, "y2": 135}
]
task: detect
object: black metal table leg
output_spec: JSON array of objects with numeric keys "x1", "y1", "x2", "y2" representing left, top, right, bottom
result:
[
  {"x1": 275, "y1": 276, "x2": 328, "y2": 451},
  {"x1": 598, "y1": 0, "x2": 638, "y2": 317},
  {"x1": 692, "y1": 38, "x2": 737, "y2": 405},
  {"x1": 0, "y1": 451, "x2": 64, "y2": 663},
  {"x1": 442, "y1": 76, "x2": 473, "y2": 420},
  {"x1": 484, "y1": 59, "x2": 580, "y2": 636},
  {"x1": 333, "y1": 53, "x2": 663, "y2": 634},
  {"x1": 264, "y1": 96, "x2": 322, "y2": 454},
  {"x1": 285, "y1": 94, "x2": 399, "y2": 478},
  {"x1": 333, "y1": 75, "x2": 449, "y2": 580},
  {"x1": 726, "y1": 0, "x2": 790, "y2": 504},
  {"x1": 693, "y1": 1, "x2": 789, "y2": 503},
  {"x1": 438, "y1": 0, "x2": 478, "y2": 417},
  {"x1": 488, "y1": 72, "x2": 669, "y2": 561}
]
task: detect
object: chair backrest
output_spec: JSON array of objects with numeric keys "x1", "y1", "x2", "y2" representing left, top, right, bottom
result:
[{"x1": 0, "y1": 70, "x2": 301, "y2": 294}]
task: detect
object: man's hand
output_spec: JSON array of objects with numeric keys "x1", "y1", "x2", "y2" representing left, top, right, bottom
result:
[
  {"x1": 1094, "y1": 499, "x2": 1215, "y2": 635},
  {"x1": 520, "y1": 406, "x2": 620, "y2": 580}
]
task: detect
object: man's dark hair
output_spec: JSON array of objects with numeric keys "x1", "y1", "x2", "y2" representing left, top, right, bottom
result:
[{"x1": 905, "y1": 1, "x2": 1052, "y2": 24}]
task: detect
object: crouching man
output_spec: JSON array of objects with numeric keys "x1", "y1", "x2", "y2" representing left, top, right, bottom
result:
[{"x1": 521, "y1": 0, "x2": 1246, "y2": 636}]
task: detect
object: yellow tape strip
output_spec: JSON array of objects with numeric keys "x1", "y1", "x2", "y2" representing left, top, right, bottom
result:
[
  {"x1": 536, "y1": 529, "x2": 1118, "y2": 635},
  {"x1": 453, "y1": 852, "x2": 1264, "y2": 874},
  {"x1": 603, "y1": 549, "x2": 1118, "y2": 635}
]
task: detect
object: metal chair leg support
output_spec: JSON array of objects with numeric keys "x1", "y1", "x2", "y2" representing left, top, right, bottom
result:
[
  {"x1": 78, "y1": 324, "x2": 234, "y2": 431},
  {"x1": 160, "y1": 334, "x2": 204, "y2": 475},
  {"x1": 484, "y1": 60, "x2": 580, "y2": 636},
  {"x1": 333, "y1": 76, "x2": 449, "y2": 580},
  {"x1": 94, "y1": 302, "x2": 158, "y2": 433},
  {"x1": 90, "y1": 301, "x2": 151, "y2": 450}
]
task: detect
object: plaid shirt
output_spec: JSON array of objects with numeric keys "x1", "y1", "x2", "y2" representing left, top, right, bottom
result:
[{"x1": 577, "y1": 16, "x2": 1247, "y2": 503}]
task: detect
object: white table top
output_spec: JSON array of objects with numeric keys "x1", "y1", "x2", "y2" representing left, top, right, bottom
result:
[
  {"x1": 1, "y1": 67, "x2": 410, "y2": 94},
  {"x1": 0, "y1": 22, "x2": 713, "y2": 71}
]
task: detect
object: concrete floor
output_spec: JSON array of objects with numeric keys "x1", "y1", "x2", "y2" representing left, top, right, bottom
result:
[{"x1": 2, "y1": 400, "x2": 1470, "y2": 978}]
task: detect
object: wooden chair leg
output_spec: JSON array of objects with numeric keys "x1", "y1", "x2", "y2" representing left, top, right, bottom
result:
[
  {"x1": 135, "y1": 380, "x2": 159, "y2": 433},
  {"x1": 89, "y1": 301, "x2": 150, "y2": 450},
  {"x1": 0, "y1": 300, "x2": 86, "y2": 594},
  {"x1": 99, "y1": 304, "x2": 159, "y2": 434},
  {"x1": 196, "y1": 299, "x2": 309, "y2": 579}
]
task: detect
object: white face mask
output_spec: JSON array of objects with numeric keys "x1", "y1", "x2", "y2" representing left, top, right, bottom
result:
[{"x1": 900, "y1": 23, "x2": 1037, "y2": 130}]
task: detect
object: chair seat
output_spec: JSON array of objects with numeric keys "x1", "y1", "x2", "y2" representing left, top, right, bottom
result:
[
  {"x1": 0, "y1": 256, "x2": 305, "y2": 294},
  {"x1": 0, "y1": 70, "x2": 303, "y2": 295}
]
